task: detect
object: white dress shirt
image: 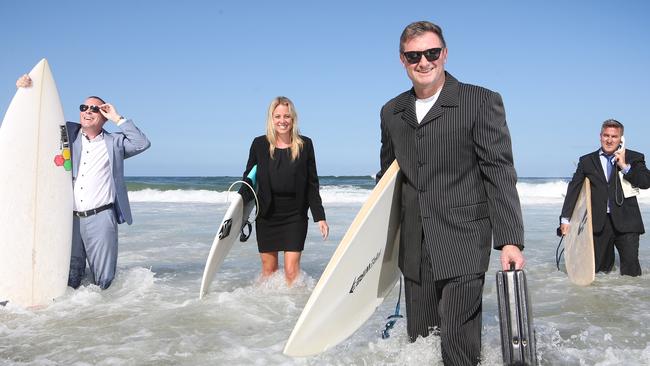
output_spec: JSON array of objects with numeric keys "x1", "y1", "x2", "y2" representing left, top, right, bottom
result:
[{"x1": 73, "y1": 131, "x2": 115, "y2": 212}]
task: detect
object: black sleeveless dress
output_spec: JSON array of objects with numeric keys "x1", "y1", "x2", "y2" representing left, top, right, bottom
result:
[{"x1": 255, "y1": 148, "x2": 308, "y2": 253}]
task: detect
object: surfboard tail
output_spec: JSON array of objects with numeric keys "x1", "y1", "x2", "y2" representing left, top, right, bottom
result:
[{"x1": 283, "y1": 160, "x2": 402, "y2": 357}]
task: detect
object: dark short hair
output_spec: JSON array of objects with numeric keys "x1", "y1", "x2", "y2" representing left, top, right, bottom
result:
[
  {"x1": 601, "y1": 118, "x2": 624, "y2": 135},
  {"x1": 86, "y1": 95, "x2": 106, "y2": 104},
  {"x1": 400, "y1": 21, "x2": 446, "y2": 53}
]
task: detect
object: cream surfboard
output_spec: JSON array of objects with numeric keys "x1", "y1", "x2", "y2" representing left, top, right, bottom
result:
[
  {"x1": 199, "y1": 167, "x2": 257, "y2": 299},
  {"x1": 564, "y1": 178, "x2": 595, "y2": 286},
  {"x1": 283, "y1": 160, "x2": 402, "y2": 357},
  {"x1": 0, "y1": 59, "x2": 73, "y2": 307}
]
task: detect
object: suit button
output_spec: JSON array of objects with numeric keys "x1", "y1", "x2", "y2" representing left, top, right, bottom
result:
[{"x1": 417, "y1": 161, "x2": 424, "y2": 167}]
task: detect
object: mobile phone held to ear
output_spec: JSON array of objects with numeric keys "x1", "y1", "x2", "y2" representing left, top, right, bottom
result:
[
  {"x1": 618, "y1": 136, "x2": 626, "y2": 152},
  {"x1": 618, "y1": 135, "x2": 640, "y2": 198}
]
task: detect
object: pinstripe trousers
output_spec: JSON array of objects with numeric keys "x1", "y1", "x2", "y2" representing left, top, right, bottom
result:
[{"x1": 405, "y1": 246, "x2": 485, "y2": 366}]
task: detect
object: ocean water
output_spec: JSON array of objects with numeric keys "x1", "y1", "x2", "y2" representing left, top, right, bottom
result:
[{"x1": 2, "y1": 177, "x2": 650, "y2": 365}]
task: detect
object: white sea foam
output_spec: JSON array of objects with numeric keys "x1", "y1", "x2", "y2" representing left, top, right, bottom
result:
[
  {"x1": 128, "y1": 188, "x2": 229, "y2": 203},
  {"x1": 319, "y1": 185, "x2": 371, "y2": 204},
  {"x1": 517, "y1": 180, "x2": 650, "y2": 205},
  {"x1": 128, "y1": 185, "x2": 371, "y2": 204},
  {"x1": 517, "y1": 181, "x2": 570, "y2": 205},
  {"x1": 2, "y1": 200, "x2": 650, "y2": 365},
  {"x1": 128, "y1": 181, "x2": 650, "y2": 205}
]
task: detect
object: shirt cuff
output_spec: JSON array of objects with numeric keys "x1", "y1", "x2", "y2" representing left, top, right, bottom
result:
[
  {"x1": 560, "y1": 217, "x2": 570, "y2": 225},
  {"x1": 622, "y1": 164, "x2": 631, "y2": 174}
]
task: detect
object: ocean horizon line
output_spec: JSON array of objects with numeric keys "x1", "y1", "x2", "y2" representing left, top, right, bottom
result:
[{"x1": 125, "y1": 175, "x2": 572, "y2": 180}]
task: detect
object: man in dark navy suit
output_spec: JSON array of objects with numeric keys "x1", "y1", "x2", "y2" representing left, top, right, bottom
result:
[{"x1": 561, "y1": 119, "x2": 650, "y2": 276}]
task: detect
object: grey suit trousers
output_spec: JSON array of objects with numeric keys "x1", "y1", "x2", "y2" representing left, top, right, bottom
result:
[
  {"x1": 68, "y1": 209, "x2": 118, "y2": 289},
  {"x1": 405, "y1": 247, "x2": 484, "y2": 366}
]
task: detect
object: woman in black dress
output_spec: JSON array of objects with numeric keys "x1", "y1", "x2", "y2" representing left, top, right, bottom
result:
[{"x1": 241, "y1": 96, "x2": 329, "y2": 285}]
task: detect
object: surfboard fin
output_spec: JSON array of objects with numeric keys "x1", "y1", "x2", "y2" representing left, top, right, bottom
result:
[{"x1": 496, "y1": 266, "x2": 537, "y2": 366}]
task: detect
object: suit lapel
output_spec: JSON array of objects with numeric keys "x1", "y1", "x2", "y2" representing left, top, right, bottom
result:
[
  {"x1": 393, "y1": 90, "x2": 418, "y2": 128},
  {"x1": 71, "y1": 128, "x2": 82, "y2": 178},
  {"x1": 420, "y1": 72, "x2": 460, "y2": 127},
  {"x1": 103, "y1": 130, "x2": 115, "y2": 171},
  {"x1": 589, "y1": 150, "x2": 608, "y2": 183},
  {"x1": 394, "y1": 72, "x2": 460, "y2": 128},
  {"x1": 419, "y1": 104, "x2": 444, "y2": 127}
]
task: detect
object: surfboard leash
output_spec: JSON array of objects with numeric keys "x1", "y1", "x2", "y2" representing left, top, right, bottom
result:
[
  {"x1": 381, "y1": 276, "x2": 404, "y2": 339},
  {"x1": 227, "y1": 180, "x2": 259, "y2": 220},
  {"x1": 555, "y1": 235, "x2": 565, "y2": 271},
  {"x1": 226, "y1": 180, "x2": 260, "y2": 242}
]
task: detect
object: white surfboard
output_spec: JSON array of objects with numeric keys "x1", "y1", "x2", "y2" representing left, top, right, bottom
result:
[
  {"x1": 564, "y1": 178, "x2": 595, "y2": 286},
  {"x1": 283, "y1": 160, "x2": 402, "y2": 357},
  {"x1": 199, "y1": 166, "x2": 257, "y2": 299},
  {"x1": 0, "y1": 59, "x2": 73, "y2": 307}
]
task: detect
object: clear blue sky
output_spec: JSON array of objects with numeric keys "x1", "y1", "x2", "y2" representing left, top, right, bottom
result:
[{"x1": 1, "y1": 0, "x2": 648, "y2": 177}]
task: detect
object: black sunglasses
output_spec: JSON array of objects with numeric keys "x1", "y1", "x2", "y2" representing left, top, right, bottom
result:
[
  {"x1": 79, "y1": 104, "x2": 101, "y2": 113},
  {"x1": 403, "y1": 47, "x2": 443, "y2": 64}
]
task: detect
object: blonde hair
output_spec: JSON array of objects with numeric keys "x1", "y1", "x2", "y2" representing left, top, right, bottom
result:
[{"x1": 265, "y1": 96, "x2": 304, "y2": 161}]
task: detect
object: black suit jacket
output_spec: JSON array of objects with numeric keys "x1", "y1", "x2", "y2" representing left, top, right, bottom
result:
[
  {"x1": 561, "y1": 149, "x2": 650, "y2": 234},
  {"x1": 378, "y1": 72, "x2": 524, "y2": 282},
  {"x1": 242, "y1": 135, "x2": 326, "y2": 222}
]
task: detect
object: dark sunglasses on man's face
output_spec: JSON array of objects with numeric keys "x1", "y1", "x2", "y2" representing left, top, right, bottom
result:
[
  {"x1": 403, "y1": 47, "x2": 443, "y2": 64},
  {"x1": 79, "y1": 104, "x2": 101, "y2": 113}
]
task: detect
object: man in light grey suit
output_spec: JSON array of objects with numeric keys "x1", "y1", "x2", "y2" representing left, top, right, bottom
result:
[
  {"x1": 17, "y1": 74, "x2": 150, "y2": 290},
  {"x1": 65, "y1": 96, "x2": 150, "y2": 289},
  {"x1": 377, "y1": 21, "x2": 525, "y2": 365}
]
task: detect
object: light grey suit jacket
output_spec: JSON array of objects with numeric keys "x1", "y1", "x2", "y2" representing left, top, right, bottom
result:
[
  {"x1": 67, "y1": 119, "x2": 150, "y2": 225},
  {"x1": 378, "y1": 72, "x2": 524, "y2": 282}
]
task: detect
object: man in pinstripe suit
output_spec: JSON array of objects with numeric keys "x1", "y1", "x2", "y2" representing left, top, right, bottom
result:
[{"x1": 377, "y1": 21, "x2": 525, "y2": 365}]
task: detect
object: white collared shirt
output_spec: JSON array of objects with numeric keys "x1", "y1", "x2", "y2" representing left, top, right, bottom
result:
[
  {"x1": 73, "y1": 131, "x2": 115, "y2": 211},
  {"x1": 599, "y1": 149, "x2": 631, "y2": 181},
  {"x1": 415, "y1": 89, "x2": 442, "y2": 123}
]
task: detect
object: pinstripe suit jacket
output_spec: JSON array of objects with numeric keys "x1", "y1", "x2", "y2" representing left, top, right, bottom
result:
[{"x1": 377, "y1": 72, "x2": 524, "y2": 282}]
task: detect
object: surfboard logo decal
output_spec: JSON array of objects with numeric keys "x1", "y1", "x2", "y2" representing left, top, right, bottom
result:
[
  {"x1": 349, "y1": 250, "x2": 381, "y2": 293},
  {"x1": 577, "y1": 211, "x2": 588, "y2": 235},
  {"x1": 218, "y1": 219, "x2": 232, "y2": 239},
  {"x1": 54, "y1": 125, "x2": 71, "y2": 171}
]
